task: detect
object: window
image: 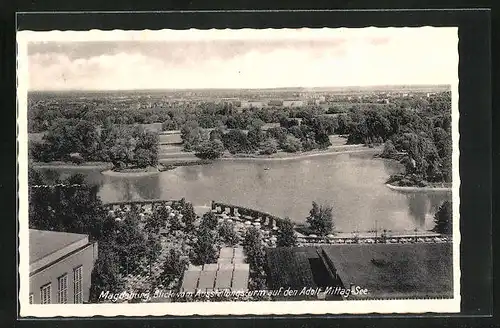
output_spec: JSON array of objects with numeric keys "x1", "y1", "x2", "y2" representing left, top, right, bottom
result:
[
  {"x1": 29, "y1": 294, "x2": 34, "y2": 304},
  {"x1": 73, "y1": 266, "x2": 83, "y2": 303},
  {"x1": 40, "y1": 284, "x2": 51, "y2": 304},
  {"x1": 57, "y1": 274, "x2": 68, "y2": 304}
]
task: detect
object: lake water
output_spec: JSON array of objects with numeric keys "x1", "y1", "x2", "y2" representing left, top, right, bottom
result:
[{"x1": 36, "y1": 152, "x2": 451, "y2": 233}]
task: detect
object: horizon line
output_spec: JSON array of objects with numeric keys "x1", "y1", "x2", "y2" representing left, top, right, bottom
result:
[{"x1": 28, "y1": 84, "x2": 452, "y2": 93}]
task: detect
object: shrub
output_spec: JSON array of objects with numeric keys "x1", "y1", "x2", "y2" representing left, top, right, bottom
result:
[
  {"x1": 381, "y1": 140, "x2": 397, "y2": 158},
  {"x1": 259, "y1": 138, "x2": 278, "y2": 155},
  {"x1": 218, "y1": 221, "x2": 239, "y2": 246},
  {"x1": 194, "y1": 139, "x2": 225, "y2": 160},
  {"x1": 281, "y1": 136, "x2": 303, "y2": 153},
  {"x1": 306, "y1": 201, "x2": 334, "y2": 236},
  {"x1": 68, "y1": 152, "x2": 84, "y2": 164}
]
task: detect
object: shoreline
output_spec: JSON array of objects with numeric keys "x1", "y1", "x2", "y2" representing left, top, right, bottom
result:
[
  {"x1": 220, "y1": 147, "x2": 381, "y2": 162},
  {"x1": 31, "y1": 147, "x2": 380, "y2": 170},
  {"x1": 385, "y1": 183, "x2": 452, "y2": 192},
  {"x1": 31, "y1": 148, "x2": 453, "y2": 193},
  {"x1": 32, "y1": 162, "x2": 113, "y2": 170},
  {"x1": 101, "y1": 169, "x2": 162, "y2": 177}
]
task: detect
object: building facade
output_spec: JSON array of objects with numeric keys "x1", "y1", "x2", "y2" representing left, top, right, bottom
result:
[{"x1": 29, "y1": 229, "x2": 98, "y2": 304}]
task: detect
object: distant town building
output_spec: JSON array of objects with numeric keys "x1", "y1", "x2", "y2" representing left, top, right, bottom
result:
[{"x1": 29, "y1": 229, "x2": 98, "y2": 304}]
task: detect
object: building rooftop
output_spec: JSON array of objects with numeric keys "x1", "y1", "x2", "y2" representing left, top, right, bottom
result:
[
  {"x1": 180, "y1": 262, "x2": 250, "y2": 293},
  {"x1": 231, "y1": 269, "x2": 250, "y2": 291},
  {"x1": 180, "y1": 270, "x2": 201, "y2": 293},
  {"x1": 217, "y1": 257, "x2": 233, "y2": 264},
  {"x1": 266, "y1": 244, "x2": 453, "y2": 300},
  {"x1": 29, "y1": 229, "x2": 88, "y2": 264},
  {"x1": 198, "y1": 270, "x2": 217, "y2": 290},
  {"x1": 321, "y1": 243, "x2": 453, "y2": 299},
  {"x1": 266, "y1": 247, "x2": 317, "y2": 290},
  {"x1": 218, "y1": 263, "x2": 234, "y2": 271},
  {"x1": 214, "y1": 269, "x2": 233, "y2": 289}
]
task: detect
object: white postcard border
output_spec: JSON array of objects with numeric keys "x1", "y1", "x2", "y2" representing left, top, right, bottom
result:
[{"x1": 17, "y1": 27, "x2": 460, "y2": 317}]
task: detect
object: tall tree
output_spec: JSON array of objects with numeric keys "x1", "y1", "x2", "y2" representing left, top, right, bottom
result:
[
  {"x1": 218, "y1": 220, "x2": 239, "y2": 246},
  {"x1": 200, "y1": 211, "x2": 218, "y2": 231},
  {"x1": 381, "y1": 139, "x2": 397, "y2": 158},
  {"x1": 135, "y1": 129, "x2": 159, "y2": 167},
  {"x1": 306, "y1": 201, "x2": 334, "y2": 235},
  {"x1": 180, "y1": 202, "x2": 197, "y2": 232},
  {"x1": 259, "y1": 138, "x2": 278, "y2": 155},
  {"x1": 160, "y1": 248, "x2": 189, "y2": 288},
  {"x1": 277, "y1": 217, "x2": 297, "y2": 247},
  {"x1": 432, "y1": 201, "x2": 452, "y2": 235},
  {"x1": 247, "y1": 127, "x2": 265, "y2": 151},
  {"x1": 28, "y1": 172, "x2": 107, "y2": 241},
  {"x1": 222, "y1": 129, "x2": 251, "y2": 154},
  {"x1": 89, "y1": 245, "x2": 124, "y2": 303},
  {"x1": 281, "y1": 135, "x2": 303, "y2": 153},
  {"x1": 243, "y1": 227, "x2": 265, "y2": 271},
  {"x1": 192, "y1": 226, "x2": 218, "y2": 265},
  {"x1": 180, "y1": 120, "x2": 204, "y2": 151},
  {"x1": 194, "y1": 139, "x2": 225, "y2": 160},
  {"x1": 114, "y1": 214, "x2": 148, "y2": 274}
]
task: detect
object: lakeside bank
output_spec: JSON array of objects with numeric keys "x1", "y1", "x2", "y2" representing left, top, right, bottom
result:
[
  {"x1": 101, "y1": 166, "x2": 165, "y2": 177},
  {"x1": 220, "y1": 146, "x2": 382, "y2": 162},
  {"x1": 385, "y1": 183, "x2": 452, "y2": 192},
  {"x1": 31, "y1": 161, "x2": 113, "y2": 170},
  {"x1": 30, "y1": 146, "x2": 453, "y2": 194},
  {"x1": 30, "y1": 146, "x2": 381, "y2": 170}
]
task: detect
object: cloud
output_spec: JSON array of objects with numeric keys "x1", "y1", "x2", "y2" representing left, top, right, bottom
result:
[{"x1": 26, "y1": 28, "x2": 457, "y2": 90}]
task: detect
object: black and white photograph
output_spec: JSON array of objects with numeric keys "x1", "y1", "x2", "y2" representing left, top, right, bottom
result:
[{"x1": 17, "y1": 26, "x2": 460, "y2": 316}]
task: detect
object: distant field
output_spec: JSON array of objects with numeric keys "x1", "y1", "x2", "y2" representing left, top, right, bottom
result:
[
  {"x1": 159, "y1": 133, "x2": 182, "y2": 145},
  {"x1": 159, "y1": 145, "x2": 184, "y2": 154},
  {"x1": 329, "y1": 135, "x2": 348, "y2": 147}
]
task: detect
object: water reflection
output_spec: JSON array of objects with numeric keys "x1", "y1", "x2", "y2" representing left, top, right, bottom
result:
[
  {"x1": 34, "y1": 154, "x2": 452, "y2": 232},
  {"x1": 407, "y1": 194, "x2": 430, "y2": 228}
]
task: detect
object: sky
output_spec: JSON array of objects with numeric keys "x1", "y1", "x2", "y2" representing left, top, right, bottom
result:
[{"x1": 23, "y1": 28, "x2": 458, "y2": 91}]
